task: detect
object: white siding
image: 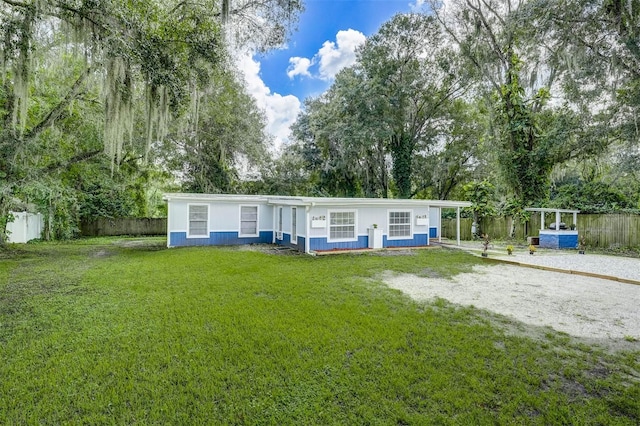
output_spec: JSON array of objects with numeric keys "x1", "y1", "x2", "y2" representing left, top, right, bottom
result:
[
  {"x1": 308, "y1": 205, "x2": 433, "y2": 240},
  {"x1": 429, "y1": 207, "x2": 441, "y2": 232},
  {"x1": 414, "y1": 207, "x2": 430, "y2": 234},
  {"x1": 168, "y1": 200, "x2": 272, "y2": 233}
]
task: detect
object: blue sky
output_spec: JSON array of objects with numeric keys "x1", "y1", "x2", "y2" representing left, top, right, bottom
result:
[{"x1": 237, "y1": 0, "x2": 428, "y2": 150}]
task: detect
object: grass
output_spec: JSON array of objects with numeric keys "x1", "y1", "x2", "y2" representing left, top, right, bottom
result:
[{"x1": 1, "y1": 238, "x2": 639, "y2": 424}]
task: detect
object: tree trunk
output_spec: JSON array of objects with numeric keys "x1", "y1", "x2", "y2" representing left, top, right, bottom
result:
[{"x1": 390, "y1": 133, "x2": 414, "y2": 199}]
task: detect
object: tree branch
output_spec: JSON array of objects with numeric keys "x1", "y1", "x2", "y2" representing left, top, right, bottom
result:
[
  {"x1": 1, "y1": 0, "x2": 31, "y2": 8},
  {"x1": 24, "y1": 66, "x2": 92, "y2": 141},
  {"x1": 466, "y1": 0, "x2": 507, "y2": 66},
  {"x1": 41, "y1": 149, "x2": 103, "y2": 175}
]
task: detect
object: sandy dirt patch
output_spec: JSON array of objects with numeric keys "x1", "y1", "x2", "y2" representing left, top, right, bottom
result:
[{"x1": 383, "y1": 264, "x2": 640, "y2": 344}]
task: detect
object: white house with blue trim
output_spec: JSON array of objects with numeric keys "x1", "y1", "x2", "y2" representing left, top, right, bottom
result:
[{"x1": 164, "y1": 193, "x2": 471, "y2": 253}]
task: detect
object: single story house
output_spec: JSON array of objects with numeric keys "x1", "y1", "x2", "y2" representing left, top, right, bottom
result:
[{"x1": 163, "y1": 193, "x2": 471, "y2": 254}]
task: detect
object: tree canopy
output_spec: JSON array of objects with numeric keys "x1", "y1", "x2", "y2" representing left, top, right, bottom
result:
[
  {"x1": 0, "y1": 0, "x2": 302, "y2": 242},
  {"x1": 1, "y1": 0, "x2": 639, "y2": 243},
  {"x1": 286, "y1": 1, "x2": 639, "y2": 215}
]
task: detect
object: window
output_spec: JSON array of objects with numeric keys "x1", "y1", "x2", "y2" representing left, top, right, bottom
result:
[
  {"x1": 188, "y1": 204, "x2": 208, "y2": 237},
  {"x1": 388, "y1": 211, "x2": 412, "y2": 239},
  {"x1": 240, "y1": 205, "x2": 258, "y2": 236},
  {"x1": 329, "y1": 210, "x2": 356, "y2": 241},
  {"x1": 291, "y1": 207, "x2": 297, "y2": 244}
]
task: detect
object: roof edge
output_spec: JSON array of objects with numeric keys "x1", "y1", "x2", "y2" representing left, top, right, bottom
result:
[{"x1": 162, "y1": 193, "x2": 471, "y2": 208}]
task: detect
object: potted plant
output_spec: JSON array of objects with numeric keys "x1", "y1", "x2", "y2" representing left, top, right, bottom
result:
[
  {"x1": 506, "y1": 244, "x2": 514, "y2": 255},
  {"x1": 481, "y1": 234, "x2": 490, "y2": 257},
  {"x1": 528, "y1": 244, "x2": 536, "y2": 255}
]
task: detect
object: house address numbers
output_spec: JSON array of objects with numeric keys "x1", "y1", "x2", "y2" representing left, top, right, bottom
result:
[{"x1": 311, "y1": 215, "x2": 326, "y2": 228}]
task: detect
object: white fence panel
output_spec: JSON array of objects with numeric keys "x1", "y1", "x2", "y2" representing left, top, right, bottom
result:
[{"x1": 7, "y1": 212, "x2": 44, "y2": 243}]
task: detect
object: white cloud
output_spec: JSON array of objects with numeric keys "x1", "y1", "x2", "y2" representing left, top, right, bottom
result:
[
  {"x1": 287, "y1": 56, "x2": 312, "y2": 79},
  {"x1": 410, "y1": 0, "x2": 429, "y2": 12},
  {"x1": 236, "y1": 53, "x2": 301, "y2": 152},
  {"x1": 317, "y1": 29, "x2": 366, "y2": 80},
  {"x1": 234, "y1": 29, "x2": 366, "y2": 151},
  {"x1": 286, "y1": 29, "x2": 366, "y2": 82}
]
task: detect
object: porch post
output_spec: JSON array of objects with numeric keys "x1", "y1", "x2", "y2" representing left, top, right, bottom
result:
[
  {"x1": 573, "y1": 212, "x2": 578, "y2": 230},
  {"x1": 540, "y1": 212, "x2": 545, "y2": 231},
  {"x1": 456, "y1": 206, "x2": 461, "y2": 246},
  {"x1": 305, "y1": 206, "x2": 311, "y2": 254},
  {"x1": 426, "y1": 205, "x2": 430, "y2": 246},
  {"x1": 555, "y1": 210, "x2": 561, "y2": 229},
  {"x1": 272, "y1": 205, "x2": 276, "y2": 244}
]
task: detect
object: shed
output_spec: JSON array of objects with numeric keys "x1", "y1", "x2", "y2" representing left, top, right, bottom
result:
[
  {"x1": 163, "y1": 194, "x2": 471, "y2": 254},
  {"x1": 525, "y1": 207, "x2": 580, "y2": 249}
]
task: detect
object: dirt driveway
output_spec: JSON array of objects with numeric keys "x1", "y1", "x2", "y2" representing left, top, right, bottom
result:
[{"x1": 383, "y1": 262, "x2": 640, "y2": 350}]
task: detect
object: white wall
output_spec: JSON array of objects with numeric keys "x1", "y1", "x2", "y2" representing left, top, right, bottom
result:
[
  {"x1": 7, "y1": 212, "x2": 43, "y2": 243},
  {"x1": 429, "y1": 207, "x2": 441, "y2": 231},
  {"x1": 168, "y1": 199, "x2": 272, "y2": 233},
  {"x1": 307, "y1": 205, "x2": 433, "y2": 239}
]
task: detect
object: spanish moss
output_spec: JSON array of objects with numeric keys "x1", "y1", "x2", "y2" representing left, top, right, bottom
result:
[
  {"x1": 11, "y1": 12, "x2": 34, "y2": 135},
  {"x1": 104, "y1": 56, "x2": 134, "y2": 168},
  {"x1": 145, "y1": 84, "x2": 170, "y2": 162}
]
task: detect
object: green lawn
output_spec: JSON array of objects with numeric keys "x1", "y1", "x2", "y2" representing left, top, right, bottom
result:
[{"x1": 1, "y1": 239, "x2": 638, "y2": 424}]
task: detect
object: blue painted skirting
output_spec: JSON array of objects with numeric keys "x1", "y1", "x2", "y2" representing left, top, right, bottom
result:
[
  {"x1": 539, "y1": 231, "x2": 578, "y2": 249},
  {"x1": 276, "y1": 233, "x2": 305, "y2": 252},
  {"x1": 169, "y1": 231, "x2": 272, "y2": 247},
  {"x1": 385, "y1": 234, "x2": 428, "y2": 247},
  {"x1": 310, "y1": 236, "x2": 369, "y2": 251},
  {"x1": 170, "y1": 230, "x2": 428, "y2": 252},
  {"x1": 310, "y1": 234, "x2": 429, "y2": 251},
  {"x1": 429, "y1": 227, "x2": 438, "y2": 238},
  {"x1": 276, "y1": 232, "x2": 291, "y2": 245}
]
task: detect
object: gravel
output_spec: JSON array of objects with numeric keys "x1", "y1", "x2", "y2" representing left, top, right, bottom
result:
[
  {"x1": 495, "y1": 251, "x2": 640, "y2": 283},
  {"x1": 382, "y1": 260, "x2": 640, "y2": 348}
]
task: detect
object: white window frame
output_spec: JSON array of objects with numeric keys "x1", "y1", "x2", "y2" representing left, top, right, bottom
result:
[
  {"x1": 291, "y1": 207, "x2": 297, "y2": 244},
  {"x1": 239, "y1": 205, "x2": 259, "y2": 237},
  {"x1": 387, "y1": 209, "x2": 413, "y2": 240},
  {"x1": 187, "y1": 203, "x2": 209, "y2": 238},
  {"x1": 327, "y1": 209, "x2": 358, "y2": 243}
]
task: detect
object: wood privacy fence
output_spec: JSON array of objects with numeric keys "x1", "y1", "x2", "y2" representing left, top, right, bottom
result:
[
  {"x1": 80, "y1": 218, "x2": 167, "y2": 237},
  {"x1": 442, "y1": 214, "x2": 640, "y2": 249}
]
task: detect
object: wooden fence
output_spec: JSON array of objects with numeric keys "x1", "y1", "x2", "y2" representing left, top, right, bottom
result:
[
  {"x1": 81, "y1": 214, "x2": 640, "y2": 248},
  {"x1": 80, "y1": 218, "x2": 167, "y2": 237},
  {"x1": 442, "y1": 213, "x2": 640, "y2": 249}
]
